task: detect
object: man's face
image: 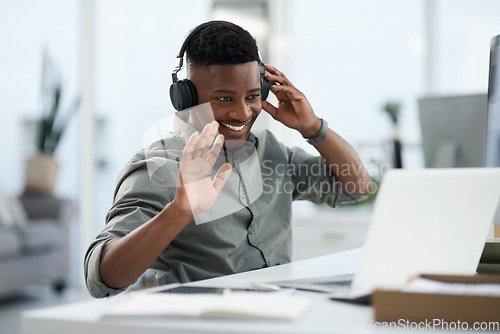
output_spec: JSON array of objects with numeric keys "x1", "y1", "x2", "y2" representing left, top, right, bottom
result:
[{"x1": 189, "y1": 61, "x2": 262, "y2": 147}]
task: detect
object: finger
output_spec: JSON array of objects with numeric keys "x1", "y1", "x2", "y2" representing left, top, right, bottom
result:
[
  {"x1": 213, "y1": 163, "x2": 232, "y2": 193},
  {"x1": 265, "y1": 73, "x2": 291, "y2": 87},
  {"x1": 261, "y1": 101, "x2": 278, "y2": 119},
  {"x1": 206, "y1": 134, "x2": 224, "y2": 166},
  {"x1": 264, "y1": 64, "x2": 293, "y2": 87},
  {"x1": 194, "y1": 123, "x2": 212, "y2": 157},
  {"x1": 196, "y1": 121, "x2": 218, "y2": 158},
  {"x1": 271, "y1": 85, "x2": 303, "y2": 102},
  {"x1": 265, "y1": 64, "x2": 283, "y2": 76},
  {"x1": 177, "y1": 166, "x2": 184, "y2": 188},
  {"x1": 183, "y1": 131, "x2": 200, "y2": 160}
]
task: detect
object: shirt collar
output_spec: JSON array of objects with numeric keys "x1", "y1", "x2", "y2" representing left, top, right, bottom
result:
[{"x1": 173, "y1": 110, "x2": 197, "y2": 143}]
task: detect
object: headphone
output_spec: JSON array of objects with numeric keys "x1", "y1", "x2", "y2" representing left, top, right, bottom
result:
[{"x1": 169, "y1": 20, "x2": 270, "y2": 111}]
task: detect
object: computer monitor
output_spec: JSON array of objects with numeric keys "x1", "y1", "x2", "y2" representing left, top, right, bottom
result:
[
  {"x1": 485, "y1": 34, "x2": 500, "y2": 167},
  {"x1": 418, "y1": 94, "x2": 488, "y2": 168}
]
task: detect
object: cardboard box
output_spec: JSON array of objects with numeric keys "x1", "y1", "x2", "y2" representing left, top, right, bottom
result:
[{"x1": 373, "y1": 274, "x2": 500, "y2": 326}]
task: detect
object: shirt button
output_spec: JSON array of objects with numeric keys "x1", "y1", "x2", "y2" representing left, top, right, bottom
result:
[{"x1": 238, "y1": 183, "x2": 247, "y2": 204}]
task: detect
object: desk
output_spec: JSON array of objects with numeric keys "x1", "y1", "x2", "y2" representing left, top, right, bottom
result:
[{"x1": 22, "y1": 249, "x2": 375, "y2": 334}]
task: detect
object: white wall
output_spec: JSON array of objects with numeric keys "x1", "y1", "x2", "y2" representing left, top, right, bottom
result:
[
  {"x1": 287, "y1": 0, "x2": 425, "y2": 161},
  {"x1": 436, "y1": 0, "x2": 500, "y2": 94},
  {"x1": 0, "y1": 0, "x2": 79, "y2": 196}
]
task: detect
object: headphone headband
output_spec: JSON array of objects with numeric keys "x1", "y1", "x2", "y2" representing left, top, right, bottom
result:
[
  {"x1": 172, "y1": 20, "x2": 231, "y2": 83},
  {"x1": 170, "y1": 20, "x2": 270, "y2": 111}
]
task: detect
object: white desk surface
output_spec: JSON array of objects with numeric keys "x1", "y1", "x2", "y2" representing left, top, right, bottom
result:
[{"x1": 22, "y1": 248, "x2": 376, "y2": 334}]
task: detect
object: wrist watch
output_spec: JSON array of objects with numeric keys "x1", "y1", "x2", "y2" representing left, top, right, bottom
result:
[{"x1": 306, "y1": 118, "x2": 328, "y2": 146}]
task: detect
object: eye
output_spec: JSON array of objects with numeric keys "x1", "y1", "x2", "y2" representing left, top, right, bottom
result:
[
  {"x1": 217, "y1": 97, "x2": 232, "y2": 102},
  {"x1": 246, "y1": 94, "x2": 260, "y2": 101}
]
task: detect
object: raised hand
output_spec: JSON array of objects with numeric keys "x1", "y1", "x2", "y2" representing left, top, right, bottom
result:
[
  {"x1": 261, "y1": 64, "x2": 322, "y2": 138},
  {"x1": 174, "y1": 121, "x2": 232, "y2": 218}
]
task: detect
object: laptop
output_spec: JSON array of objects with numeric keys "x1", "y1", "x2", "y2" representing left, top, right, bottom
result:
[{"x1": 272, "y1": 168, "x2": 500, "y2": 303}]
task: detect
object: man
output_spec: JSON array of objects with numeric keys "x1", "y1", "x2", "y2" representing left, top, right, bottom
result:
[{"x1": 85, "y1": 21, "x2": 373, "y2": 298}]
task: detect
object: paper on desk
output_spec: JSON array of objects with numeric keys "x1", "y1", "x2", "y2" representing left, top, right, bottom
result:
[
  {"x1": 403, "y1": 278, "x2": 500, "y2": 297},
  {"x1": 104, "y1": 292, "x2": 312, "y2": 320}
]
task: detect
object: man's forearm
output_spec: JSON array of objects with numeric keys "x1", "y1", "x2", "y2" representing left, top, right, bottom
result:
[
  {"x1": 312, "y1": 128, "x2": 373, "y2": 195},
  {"x1": 99, "y1": 201, "x2": 193, "y2": 289}
]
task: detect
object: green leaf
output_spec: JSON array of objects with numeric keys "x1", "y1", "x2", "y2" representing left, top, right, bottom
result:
[
  {"x1": 381, "y1": 101, "x2": 401, "y2": 125},
  {"x1": 49, "y1": 96, "x2": 80, "y2": 154},
  {"x1": 36, "y1": 49, "x2": 79, "y2": 155}
]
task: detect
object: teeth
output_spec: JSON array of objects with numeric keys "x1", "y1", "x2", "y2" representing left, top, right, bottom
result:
[{"x1": 220, "y1": 122, "x2": 246, "y2": 131}]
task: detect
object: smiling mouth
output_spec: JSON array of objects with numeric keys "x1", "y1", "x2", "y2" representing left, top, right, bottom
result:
[{"x1": 219, "y1": 122, "x2": 247, "y2": 132}]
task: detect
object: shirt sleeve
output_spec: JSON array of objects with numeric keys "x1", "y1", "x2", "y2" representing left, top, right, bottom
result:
[
  {"x1": 84, "y1": 239, "x2": 128, "y2": 298},
  {"x1": 84, "y1": 151, "x2": 177, "y2": 298},
  {"x1": 287, "y1": 146, "x2": 368, "y2": 207}
]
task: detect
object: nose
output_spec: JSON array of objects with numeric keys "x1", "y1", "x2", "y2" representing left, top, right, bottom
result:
[{"x1": 228, "y1": 101, "x2": 252, "y2": 122}]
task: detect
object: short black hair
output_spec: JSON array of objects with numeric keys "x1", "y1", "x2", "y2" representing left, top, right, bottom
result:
[{"x1": 186, "y1": 22, "x2": 260, "y2": 67}]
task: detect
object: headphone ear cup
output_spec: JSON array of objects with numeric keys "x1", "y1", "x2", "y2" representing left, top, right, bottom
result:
[
  {"x1": 170, "y1": 79, "x2": 198, "y2": 111},
  {"x1": 260, "y1": 74, "x2": 270, "y2": 101}
]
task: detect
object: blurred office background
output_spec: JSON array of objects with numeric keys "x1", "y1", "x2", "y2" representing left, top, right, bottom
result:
[{"x1": 1, "y1": 0, "x2": 500, "y2": 290}]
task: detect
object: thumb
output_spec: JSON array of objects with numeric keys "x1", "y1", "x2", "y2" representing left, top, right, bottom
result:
[
  {"x1": 213, "y1": 163, "x2": 232, "y2": 193},
  {"x1": 261, "y1": 101, "x2": 278, "y2": 119}
]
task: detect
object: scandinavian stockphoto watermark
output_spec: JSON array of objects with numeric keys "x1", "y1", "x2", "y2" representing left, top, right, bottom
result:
[
  {"x1": 142, "y1": 103, "x2": 383, "y2": 224},
  {"x1": 366, "y1": 319, "x2": 500, "y2": 331},
  {"x1": 261, "y1": 160, "x2": 385, "y2": 196}
]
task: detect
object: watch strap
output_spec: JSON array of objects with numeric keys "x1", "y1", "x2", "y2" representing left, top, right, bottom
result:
[{"x1": 306, "y1": 118, "x2": 328, "y2": 146}]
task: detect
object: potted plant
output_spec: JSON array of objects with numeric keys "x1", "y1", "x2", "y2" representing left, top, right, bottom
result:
[
  {"x1": 381, "y1": 101, "x2": 403, "y2": 168},
  {"x1": 24, "y1": 51, "x2": 79, "y2": 194}
]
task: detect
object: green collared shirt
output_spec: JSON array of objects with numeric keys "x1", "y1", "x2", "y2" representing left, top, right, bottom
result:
[{"x1": 84, "y1": 112, "x2": 365, "y2": 298}]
